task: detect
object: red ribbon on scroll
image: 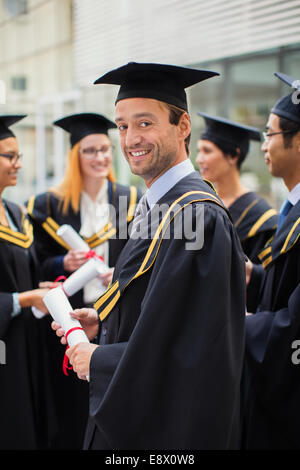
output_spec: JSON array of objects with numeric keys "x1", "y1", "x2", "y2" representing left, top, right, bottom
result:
[
  {"x1": 62, "y1": 326, "x2": 84, "y2": 376},
  {"x1": 84, "y1": 250, "x2": 104, "y2": 262},
  {"x1": 52, "y1": 275, "x2": 69, "y2": 297},
  {"x1": 53, "y1": 275, "x2": 67, "y2": 284}
]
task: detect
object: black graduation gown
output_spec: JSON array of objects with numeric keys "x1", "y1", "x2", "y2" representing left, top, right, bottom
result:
[
  {"x1": 26, "y1": 180, "x2": 140, "y2": 450},
  {"x1": 27, "y1": 180, "x2": 140, "y2": 307},
  {"x1": 242, "y1": 199, "x2": 300, "y2": 449},
  {"x1": 0, "y1": 199, "x2": 56, "y2": 450},
  {"x1": 229, "y1": 191, "x2": 278, "y2": 264},
  {"x1": 84, "y1": 171, "x2": 246, "y2": 450}
]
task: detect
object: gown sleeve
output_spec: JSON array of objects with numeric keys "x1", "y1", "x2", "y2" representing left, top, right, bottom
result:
[
  {"x1": 89, "y1": 204, "x2": 246, "y2": 449},
  {"x1": 246, "y1": 263, "x2": 265, "y2": 313},
  {"x1": 245, "y1": 282, "x2": 300, "y2": 395},
  {"x1": 27, "y1": 194, "x2": 67, "y2": 280},
  {"x1": 0, "y1": 292, "x2": 14, "y2": 338},
  {"x1": 242, "y1": 230, "x2": 275, "y2": 265}
]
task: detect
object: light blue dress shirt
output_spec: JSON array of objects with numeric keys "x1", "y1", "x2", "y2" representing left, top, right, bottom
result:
[
  {"x1": 145, "y1": 159, "x2": 195, "y2": 209},
  {"x1": 276, "y1": 181, "x2": 300, "y2": 233}
]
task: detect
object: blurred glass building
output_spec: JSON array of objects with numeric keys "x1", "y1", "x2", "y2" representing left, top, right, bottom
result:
[{"x1": 1, "y1": 0, "x2": 300, "y2": 206}]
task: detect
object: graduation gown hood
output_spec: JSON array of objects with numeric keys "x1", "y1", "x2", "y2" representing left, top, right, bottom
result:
[{"x1": 229, "y1": 191, "x2": 278, "y2": 263}]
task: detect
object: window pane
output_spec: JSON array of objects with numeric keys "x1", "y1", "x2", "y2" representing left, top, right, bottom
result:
[
  {"x1": 229, "y1": 56, "x2": 279, "y2": 195},
  {"x1": 188, "y1": 62, "x2": 224, "y2": 166}
]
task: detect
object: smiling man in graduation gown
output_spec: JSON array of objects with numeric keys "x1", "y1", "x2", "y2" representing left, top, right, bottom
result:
[
  {"x1": 53, "y1": 62, "x2": 246, "y2": 450},
  {"x1": 243, "y1": 73, "x2": 300, "y2": 449}
]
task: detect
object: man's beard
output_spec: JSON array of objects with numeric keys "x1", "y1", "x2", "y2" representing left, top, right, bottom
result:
[{"x1": 127, "y1": 144, "x2": 177, "y2": 181}]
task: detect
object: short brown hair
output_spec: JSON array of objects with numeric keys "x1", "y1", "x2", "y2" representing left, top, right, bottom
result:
[{"x1": 159, "y1": 102, "x2": 191, "y2": 155}]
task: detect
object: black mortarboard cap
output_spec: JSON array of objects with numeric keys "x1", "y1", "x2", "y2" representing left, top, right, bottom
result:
[
  {"x1": 197, "y1": 111, "x2": 261, "y2": 149},
  {"x1": 0, "y1": 115, "x2": 27, "y2": 141},
  {"x1": 274, "y1": 72, "x2": 300, "y2": 90},
  {"x1": 271, "y1": 72, "x2": 300, "y2": 125},
  {"x1": 53, "y1": 112, "x2": 117, "y2": 147},
  {"x1": 94, "y1": 62, "x2": 219, "y2": 111}
]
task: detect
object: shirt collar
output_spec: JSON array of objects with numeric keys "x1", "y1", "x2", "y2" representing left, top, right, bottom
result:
[
  {"x1": 287, "y1": 181, "x2": 300, "y2": 206},
  {"x1": 145, "y1": 159, "x2": 195, "y2": 209}
]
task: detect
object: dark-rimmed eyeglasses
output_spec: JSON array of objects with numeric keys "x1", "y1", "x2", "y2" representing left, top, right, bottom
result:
[
  {"x1": 79, "y1": 145, "x2": 113, "y2": 160},
  {"x1": 263, "y1": 130, "x2": 298, "y2": 142},
  {"x1": 0, "y1": 153, "x2": 23, "y2": 165}
]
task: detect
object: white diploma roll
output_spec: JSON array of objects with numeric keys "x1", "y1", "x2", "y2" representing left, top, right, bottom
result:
[
  {"x1": 32, "y1": 255, "x2": 111, "y2": 319},
  {"x1": 43, "y1": 286, "x2": 90, "y2": 380},
  {"x1": 43, "y1": 286, "x2": 89, "y2": 348},
  {"x1": 63, "y1": 257, "x2": 109, "y2": 297},
  {"x1": 56, "y1": 224, "x2": 90, "y2": 251},
  {"x1": 56, "y1": 223, "x2": 111, "y2": 292}
]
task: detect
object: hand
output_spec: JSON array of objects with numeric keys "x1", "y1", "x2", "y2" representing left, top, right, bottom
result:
[
  {"x1": 38, "y1": 281, "x2": 60, "y2": 289},
  {"x1": 63, "y1": 250, "x2": 88, "y2": 272},
  {"x1": 67, "y1": 343, "x2": 99, "y2": 380},
  {"x1": 18, "y1": 287, "x2": 50, "y2": 313},
  {"x1": 99, "y1": 268, "x2": 114, "y2": 287},
  {"x1": 51, "y1": 307, "x2": 99, "y2": 344},
  {"x1": 31, "y1": 288, "x2": 51, "y2": 313},
  {"x1": 245, "y1": 259, "x2": 253, "y2": 286}
]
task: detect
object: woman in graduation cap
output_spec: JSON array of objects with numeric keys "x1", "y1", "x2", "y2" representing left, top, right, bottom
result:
[
  {"x1": 196, "y1": 113, "x2": 278, "y2": 266},
  {"x1": 26, "y1": 112, "x2": 141, "y2": 450},
  {"x1": 0, "y1": 115, "x2": 56, "y2": 449}
]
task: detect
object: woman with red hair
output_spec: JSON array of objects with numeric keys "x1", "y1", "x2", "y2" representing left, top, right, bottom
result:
[{"x1": 27, "y1": 112, "x2": 140, "y2": 449}]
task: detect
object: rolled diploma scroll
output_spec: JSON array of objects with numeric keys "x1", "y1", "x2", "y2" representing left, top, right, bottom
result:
[
  {"x1": 43, "y1": 286, "x2": 89, "y2": 347},
  {"x1": 32, "y1": 257, "x2": 109, "y2": 319},
  {"x1": 63, "y1": 257, "x2": 109, "y2": 297},
  {"x1": 43, "y1": 285, "x2": 90, "y2": 380},
  {"x1": 56, "y1": 222, "x2": 110, "y2": 277},
  {"x1": 56, "y1": 224, "x2": 90, "y2": 251}
]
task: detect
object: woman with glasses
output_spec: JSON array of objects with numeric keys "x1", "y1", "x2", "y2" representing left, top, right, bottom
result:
[
  {"x1": 196, "y1": 112, "x2": 278, "y2": 269},
  {"x1": 0, "y1": 115, "x2": 55, "y2": 449},
  {"x1": 27, "y1": 112, "x2": 141, "y2": 449}
]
